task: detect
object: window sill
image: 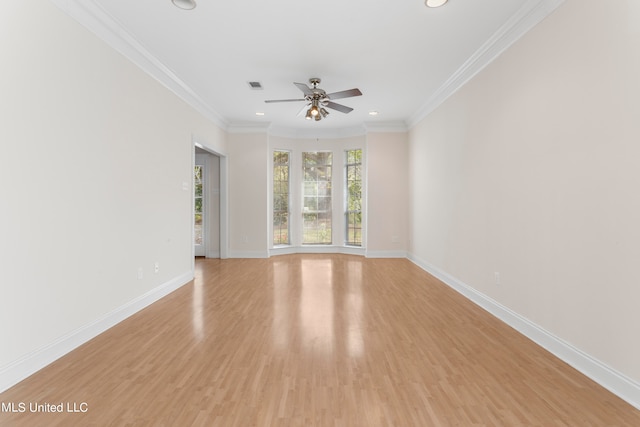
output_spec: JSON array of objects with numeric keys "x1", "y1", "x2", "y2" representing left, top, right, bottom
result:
[{"x1": 269, "y1": 245, "x2": 365, "y2": 257}]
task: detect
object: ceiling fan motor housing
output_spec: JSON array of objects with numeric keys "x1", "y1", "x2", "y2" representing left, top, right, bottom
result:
[{"x1": 307, "y1": 90, "x2": 327, "y2": 102}]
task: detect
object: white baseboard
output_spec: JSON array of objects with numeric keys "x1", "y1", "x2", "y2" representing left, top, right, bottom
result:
[
  {"x1": 407, "y1": 253, "x2": 640, "y2": 411},
  {"x1": 0, "y1": 271, "x2": 193, "y2": 394},
  {"x1": 228, "y1": 250, "x2": 270, "y2": 259},
  {"x1": 206, "y1": 250, "x2": 220, "y2": 258},
  {"x1": 365, "y1": 250, "x2": 407, "y2": 259}
]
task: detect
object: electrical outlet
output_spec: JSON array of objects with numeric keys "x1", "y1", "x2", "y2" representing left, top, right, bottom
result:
[
  {"x1": 154, "y1": 262, "x2": 159, "y2": 273},
  {"x1": 137, "y1": 268, "x2": 144, "y2": 280}
]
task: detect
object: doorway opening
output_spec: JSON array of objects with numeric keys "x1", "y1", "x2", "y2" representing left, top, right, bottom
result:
[
  {"x1": 193, "y1": 160, "x2": 206, "y2": 256},
  {"x1": 194, "y1": 146, "x2": 225, "y2": 259}
]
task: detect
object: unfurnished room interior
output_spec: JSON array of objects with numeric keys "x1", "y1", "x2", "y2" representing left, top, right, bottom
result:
[{"x1": 1, "y1": 0, "x2": 640, "y2": 425}]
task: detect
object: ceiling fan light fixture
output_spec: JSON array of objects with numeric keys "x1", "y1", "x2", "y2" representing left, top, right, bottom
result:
[
  {"x1": 305, "y1": 109, "x2": 313, "y2": 120},
  {"x1": 320, "y1": 108, "x2": 329, "y2": 118},
  {"x1": 425, "y1": 0, "x2": 448, "y2": 7},
  {"x1": 309, "y1": 104, "x2": 320, "y2": 117},
  {"x1": 172, "y1": 0, "x2": 197, "y2": 10}
]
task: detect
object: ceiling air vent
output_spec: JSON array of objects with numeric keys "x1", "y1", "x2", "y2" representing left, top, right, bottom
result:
[{"x1": 247, "y1": 81, "x2": 263, "y2": 90}]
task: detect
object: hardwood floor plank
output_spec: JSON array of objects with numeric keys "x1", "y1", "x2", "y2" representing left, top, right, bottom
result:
[{"x1": 1, "y1": 254, "x2": 639, "y2": 426}]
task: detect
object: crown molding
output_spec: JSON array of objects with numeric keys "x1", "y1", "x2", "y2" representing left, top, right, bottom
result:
[
  {"x1": 227, "y1": 122, "x2": 272, "y2": 134},
  {"x1": 49, "y1": 0, "x2": 228, "y2": 130},
  {"x1": 265, "y1": 124, "x2": 368, "y2": 140},
  {"x1": 407, "y1": 0, "x2": 566, "y2": 128},
  {"x1": 227, "y1": 121, "x2": 409, "y2": 138},
  {"x1": 364, "y1": 121, "x2": 409, "y2": 133}
]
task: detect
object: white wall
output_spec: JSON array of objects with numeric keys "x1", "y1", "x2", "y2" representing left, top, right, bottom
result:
[
  {"x1": 228, "y1": 133, "x2": 269, "y2": 257},
  {"x1": 0, "y1": 1, "x2": 226, "y2": 389},
  {"x1": 366, "y1": 132, "x2": 409, "y2": 257},
  {"x1": 409, "y1": 0, "x2": 640, "y2": 386}
]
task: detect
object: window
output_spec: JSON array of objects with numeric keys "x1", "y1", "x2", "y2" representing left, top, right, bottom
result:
[
  {"x1": 302, "y1": 152, "x2": 332, "y2": 244},
  {"x1": 194, "y1": 165, "x2": 204, "y2": 246},
  {"x1": 345, "y1": 149, "x2": 362, "y2": 246},
  {"x1": 273, "y1": 151, "x2": 290, "y2": 245},
  {"x1": 270, "y1": 144, "x2": 365, "y2": 251}
]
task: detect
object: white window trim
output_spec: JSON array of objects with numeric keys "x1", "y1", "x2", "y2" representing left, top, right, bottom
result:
[
  {"x1": 344, "y1": 149, "x2": 363, "y2": 248},
  {"x1": 272, "y1": 150, "x2": 291, "y2": 246}
]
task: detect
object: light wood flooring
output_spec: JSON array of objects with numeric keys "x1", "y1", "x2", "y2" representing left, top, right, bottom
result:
[{"x1": 1, "y1": 254, "x2": 639, "y2": 426}]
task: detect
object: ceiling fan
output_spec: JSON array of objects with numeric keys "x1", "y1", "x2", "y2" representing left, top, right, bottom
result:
[{"x1": 265, "y1": 78, "x2": 362, "y2": 121}]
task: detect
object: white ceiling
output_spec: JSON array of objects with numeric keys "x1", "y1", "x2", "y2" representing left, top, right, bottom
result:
[{"x1": 54, "y1": 0, "x2": 564, "y2": 137}]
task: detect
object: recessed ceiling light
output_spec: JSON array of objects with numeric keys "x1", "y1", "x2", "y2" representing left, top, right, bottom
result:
[
  {"x1": 255, "y1": 112, "x2": 265, "y2": 116},
  {"x1": 369, "y1": 111, "x2": 379, "y2": 116},
  {"x1": 172, "y1": 0, "x2": 197, "y2": 10},
  {"x1": 425, "y1": 0, "x2": 448, "y2": 7}
]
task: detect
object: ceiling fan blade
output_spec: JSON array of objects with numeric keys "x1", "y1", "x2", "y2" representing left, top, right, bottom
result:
[
  {"x1": 293, "y1": 82, "x2": 314, "y2": 96},
  {"x1": 326, "y1": 88, "x2": 362, "y2": 100},
  {"x1": 264, "y1": 98, "x2": 305, "y2": 103},
  {"x1": 324, "y1": 101, "x2": 354, "y2": 114}
]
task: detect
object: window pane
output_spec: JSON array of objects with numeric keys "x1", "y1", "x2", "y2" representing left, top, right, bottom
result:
[
  {"x1": 318, "y1": 196, "x2": 332, "y2": 211},
  {"x1": 303, "y1": 197, "x2": 318, "y2": 211},
  {"x1": 316, "y1": 166, "x2": 329, "y2": 180},
  {"x1": 273, "y1": 212, "x2": 289, "y2": 245},
  {"x1": 304, "y1": 182, "x2": 317, "y2": 195},
  {"x1": 318, "y1": 181, "x2": 330, "y2": 197}
]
